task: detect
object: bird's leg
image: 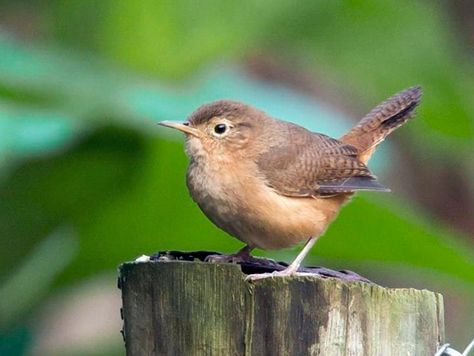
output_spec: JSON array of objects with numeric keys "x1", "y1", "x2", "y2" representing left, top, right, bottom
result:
[
  {"x1": 233, "y1": 245, "x2": 254, "y2": 260},
  {"x1": 245, "y1": 236, "x2": 318, "y2": 281},
  {"x1": 205, "y1": 245, "x2": 254, "y2": 263}
]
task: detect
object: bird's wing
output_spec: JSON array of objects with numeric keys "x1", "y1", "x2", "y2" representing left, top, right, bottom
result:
[{"x1": 256, "y1": 127, "x2": 389, "y2": 197}]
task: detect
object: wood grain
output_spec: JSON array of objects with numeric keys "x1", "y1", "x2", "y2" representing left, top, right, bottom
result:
[{"x1": 119, "y1": 261, "x2": 444, "y2": 356}]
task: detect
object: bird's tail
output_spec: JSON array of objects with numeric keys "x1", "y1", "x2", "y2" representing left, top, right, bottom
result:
[{"x1": 340, "y1": 86, "x2": 422, "y2": 164}]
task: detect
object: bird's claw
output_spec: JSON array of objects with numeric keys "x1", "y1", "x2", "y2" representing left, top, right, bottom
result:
[
  {"x1": 205, "y1": 253, "x2": 243, "y2": 264},
  {"x1": 205, "y1": 252, "x2": 270, "y2": 265},
  {"x1": 245, "y1": 267, "x2": 318, "y2": 281}
]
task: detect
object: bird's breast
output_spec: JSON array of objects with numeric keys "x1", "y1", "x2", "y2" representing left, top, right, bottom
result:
[{"x1": 186, "y1": 157, "x2": 348, "y2": 250}]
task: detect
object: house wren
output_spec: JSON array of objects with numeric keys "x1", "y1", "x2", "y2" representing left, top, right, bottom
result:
[{"x1": 159, "y1": 87, "x2": 421, "y2": 280}]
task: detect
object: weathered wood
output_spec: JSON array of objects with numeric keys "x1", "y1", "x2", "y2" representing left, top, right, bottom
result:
[{"x1": 119, "y1": 260, "x2": 444, "y2": 356}]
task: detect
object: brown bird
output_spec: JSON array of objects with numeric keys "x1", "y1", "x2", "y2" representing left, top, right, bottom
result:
[{"x1": 159, "y1": 87, "x2": 421, "y2": 280}]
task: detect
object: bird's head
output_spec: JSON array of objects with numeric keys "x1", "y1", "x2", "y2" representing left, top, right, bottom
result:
[{"x1": 159, "y1": 100, "x2": 268, "y2": 160}]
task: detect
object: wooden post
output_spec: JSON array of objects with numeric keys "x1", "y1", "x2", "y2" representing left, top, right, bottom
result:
[{"x1": 119, "y1": 260, "x2": 444, "y2": 356}]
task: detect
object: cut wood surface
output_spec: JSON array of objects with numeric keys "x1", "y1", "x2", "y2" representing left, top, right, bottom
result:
[{"x1": 119, "y1": 260, "x2": 444, "y2": 356}]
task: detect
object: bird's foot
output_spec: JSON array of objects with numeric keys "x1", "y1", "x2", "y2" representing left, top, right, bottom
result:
[
  {"x1": 205, "y1": 245, "x2": 263, "y2": 265},
  {"x1": 245, "y1": 266, "x2": 372, "y2": 283},
  {"x1": 205, "y1": 253, "x2": 249, "y2": 264},
  {"x1": 244, "y1": 265, "x2": 314, "y2": 281},
  {"x1": 205, "y1": 252, "x2": 272, "y2": 265}
]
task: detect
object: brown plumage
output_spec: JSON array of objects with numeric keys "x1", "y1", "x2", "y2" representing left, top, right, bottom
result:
[
  {"x1": 159, "y1": 86, "x2": 422, "y2": 279},
  {"x1": 341, "y1": 86, "x2": 421, "y2": 163}
]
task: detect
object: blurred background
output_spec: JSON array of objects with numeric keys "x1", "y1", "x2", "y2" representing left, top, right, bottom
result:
[{"x1": 0, "y1": 1, "x2": 473, "y2": 355}]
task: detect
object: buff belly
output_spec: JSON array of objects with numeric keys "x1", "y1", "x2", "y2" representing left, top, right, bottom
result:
[{"x1": 187, "y1": 160, "x2": 349, "y2": 250}]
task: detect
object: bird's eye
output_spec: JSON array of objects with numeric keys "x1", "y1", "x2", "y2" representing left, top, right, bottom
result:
[{"x1": 214, "y1": 123, "x2": 228, "y2": 135}]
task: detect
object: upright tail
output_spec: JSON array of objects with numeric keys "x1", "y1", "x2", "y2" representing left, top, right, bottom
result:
[{"x1": 340, "y1": 86, "x2": 422, "y2": 164}]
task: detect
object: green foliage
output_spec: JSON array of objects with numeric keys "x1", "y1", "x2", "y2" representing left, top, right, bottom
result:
[
  {"x1": 47, "y1": 0, "x2": 474, "y2": 151},
  {"x1": 0, "y1": 0, "x2": 473, "y2": 352},
  {"x1": 0, "y1": 126, "x2": 147, "y2": 279}
]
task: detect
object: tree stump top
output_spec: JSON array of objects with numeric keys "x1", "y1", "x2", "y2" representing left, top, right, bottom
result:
[{"x1": 119, "y1": 254, "x2": 444, "y2": 356}]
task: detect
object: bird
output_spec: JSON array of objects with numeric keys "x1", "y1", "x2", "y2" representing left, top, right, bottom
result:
[{"x1": 159, "y1": 86, "x2": 422, "y2": 280}]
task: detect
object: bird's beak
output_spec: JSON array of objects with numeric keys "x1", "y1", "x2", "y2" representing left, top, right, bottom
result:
[{"x1": 158, "y1": 121, "x2": 201, "y2": 137}]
